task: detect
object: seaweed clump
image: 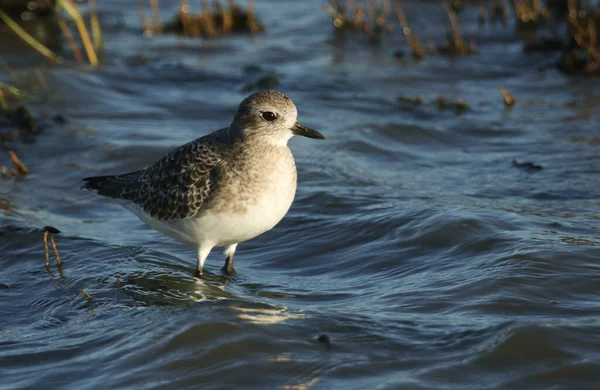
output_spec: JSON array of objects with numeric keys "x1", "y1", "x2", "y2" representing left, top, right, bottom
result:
[{"x1": 1, "y1": 105, "x2": 41, "y2": 146}]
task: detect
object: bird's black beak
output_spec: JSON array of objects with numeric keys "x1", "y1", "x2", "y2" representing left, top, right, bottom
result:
[{"x1": 291, "y1": 121, "x2": 325, "y2": 140}]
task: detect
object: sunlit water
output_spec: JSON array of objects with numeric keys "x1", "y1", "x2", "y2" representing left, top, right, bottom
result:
[{"x1": 1, "y1": 1, "x2": 600, "y2": 389}]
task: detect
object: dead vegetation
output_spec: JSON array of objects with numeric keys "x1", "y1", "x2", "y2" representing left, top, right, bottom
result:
[
  {"x1": 323, "y1": 0, "x2": 600, "y2": 76},
  {"x1": 138, "y1": 0, "x2": 264, "y2": 38},
  {"x1": 324, "y1": 0, "x2": 394, "y2": 41},
  {"x1": 557, "y1": 0, "x2": 600, "y2": 75},
  {"x1": 397, "y1": 94, "x2": 469, "y2": 115},
  {"x1": 512, "y1": 0, "x2": 550, "y2": 30},
  {"x1": 499, "y1": 85, "x2": 516, "y2": 106},
  {"x1": 43, "y1": 226, "x2": 63, "y2": 278},
  {"x1": 0, "y1": 0, "x2": 102, "y2": 66},
  {"x1": 324, "y1": 0, "x2": 480, "y2": 58},
  {"x1": 1, "y1": 150, "x2": 29, "y2": 179},
  {"x1": 438, "y1": 2, "x2": 477, "y2": 55},
  {"x1": 393, "y1": 1, "x2": 424, "y2": 58},
  {"x1": 79, "y1": 289, "x2": 93, "y2": 301}
]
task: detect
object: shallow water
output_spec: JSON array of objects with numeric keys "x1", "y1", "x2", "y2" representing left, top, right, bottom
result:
[{"x1": 1, "y1": 1, "x2": 600, "y2": 389}]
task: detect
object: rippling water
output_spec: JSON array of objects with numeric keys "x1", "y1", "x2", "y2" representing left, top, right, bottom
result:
[{"x1": 1, "y1": 1, "x2": 600, "y2": 389}]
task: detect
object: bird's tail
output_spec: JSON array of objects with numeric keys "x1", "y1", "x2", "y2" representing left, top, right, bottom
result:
[{"x1": 82, "y1": 171, "x2": 141, "y2": 199}]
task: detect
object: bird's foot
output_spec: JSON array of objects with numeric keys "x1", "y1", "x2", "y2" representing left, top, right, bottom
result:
[{"x1": 194, "y1": 269, "x2": 203, "y2": 278}]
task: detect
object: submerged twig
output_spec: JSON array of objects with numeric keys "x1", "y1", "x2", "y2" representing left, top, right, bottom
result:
[
  {"x1": 79, "y1": 289, "x2": 93, "y2": 302},
  {"x1": 397, "y1": 95, "x2": 423, "y2": 105},
  {"x1": 499, "y1": 85, "x2": 516, "y2": 106},
  {"x1": 51, "y1": 235, "x2": 62, "y2": 267},
  {"x1": 437, "y1": 95, "x2": 469, "y2": 114},
  {"x1": 43, "y1": 227, "x2": 63, "y2": 275},
  {"x1": 9, "y1": 151, "x2": 29, "y2": 175},
  {"x1": 43, "y1": 230, "x2": 51, "y2": 268}
]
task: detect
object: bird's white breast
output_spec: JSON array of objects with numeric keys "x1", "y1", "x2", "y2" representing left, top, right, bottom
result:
[{"x1": 127, "y1": 146, "x2": 297, "y2": 248}]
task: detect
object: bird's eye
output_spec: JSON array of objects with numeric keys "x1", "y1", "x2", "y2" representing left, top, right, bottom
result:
[{"x1": 261, "y1": 111, "x2": 277, "y2": 121}]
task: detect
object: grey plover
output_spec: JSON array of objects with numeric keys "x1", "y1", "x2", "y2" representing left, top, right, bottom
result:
[{"x1": 83, "y1": 90, "x2": 324, "y2": 277}]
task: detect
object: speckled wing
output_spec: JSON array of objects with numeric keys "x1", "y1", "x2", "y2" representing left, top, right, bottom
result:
[{"x1": 83, "y1": 130, "x2": 227, "y2": 221}]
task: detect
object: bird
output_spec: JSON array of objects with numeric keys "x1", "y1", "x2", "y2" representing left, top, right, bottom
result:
[{"x1": 82, "y1": 90, "x2": 325, "y2": 277}]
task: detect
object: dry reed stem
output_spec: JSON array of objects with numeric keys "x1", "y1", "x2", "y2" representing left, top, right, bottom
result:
[
  {"x1": 392, "y1": 1, "x2": 424, "y2": 58},
  {"x1": 9, "y1": 151, "x2": 29, "y2": 175},
  {"x1": 323, "y1": 3, "x2": 338, "y2": 20},
  {"x1": 222, "y1": 5, "x2": 233, "y2": 34},
  {"x1": 57, "y1": 17, "x2": 85, "y2": 65},
  {"x1": 499, "y1": 85, "x2": 516, "y2": 105},
  {"x1": 567, "y1": 0, "x2": 577, "y2": 16},
  {"x1": 0, "y1": 10, "x2": 61, "y2": 64},
  {"x1": 50, "y1": 235, "x2": 62, "y2": 267},
  {"x1": 512, "y1": 0, "x2": 522, "y2": 16},
  {"x1": 56, "y1": 0, "x2": 99, "y2": 66},
  {"x1": 90, "y1": 0, "x2": 103, "y2": 52},
  {"x1": 0, "y1": 82, "x2": 23, "y2": 98},
  {"x1": 137, "y1": 0, "x2": 153, "y2": 36},
  {"x1": 150, "y1": 0, "x2": 162, "y2": 33},
  {"x1": 247, "y1": 0, "x2": 260, "y2": 35},
  {"x1": 43, "y1": 231, "x2": 50, "y2": 268},
  {"x1": 74, "y1": 12, "x2": 98, "y2": 65},
  {"x1": 589, "y1": 19, "x2": 598, "y2": 59},
  {"x1": 179, "y1": 0, "x2": 190, "y2": 36},
  {"x1": 445, "y1": 1, "x2": 467, "y2": 54}
]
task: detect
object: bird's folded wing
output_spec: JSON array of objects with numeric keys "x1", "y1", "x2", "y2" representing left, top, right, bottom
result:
[{"x1": 119, "y1": 132, "x2": 226, "y2": 221}]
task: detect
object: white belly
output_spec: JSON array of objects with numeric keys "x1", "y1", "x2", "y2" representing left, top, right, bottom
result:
[
  {"x1": 122, "y1": 158, "x2": 296, "y2": 248},
  {"x1": 172, "y1": 192, "x2": 293, "y2": 247}
]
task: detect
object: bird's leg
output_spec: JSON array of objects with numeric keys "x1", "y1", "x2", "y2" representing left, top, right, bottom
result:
[
  {"x1": 194, "y1": 246, "x2": 213, "y2": 278},
  {"x1": 222, "y1": 243, "x2": 238, "y2": 275}
]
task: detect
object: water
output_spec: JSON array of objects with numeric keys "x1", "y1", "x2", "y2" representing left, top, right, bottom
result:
[{"x1": 1, "y1": 1, "x2": 600, "y2": 389}]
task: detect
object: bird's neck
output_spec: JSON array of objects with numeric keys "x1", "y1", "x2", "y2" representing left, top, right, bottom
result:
[{"x1": 227, "y1": 125, "x2": 291, "y2": 148}]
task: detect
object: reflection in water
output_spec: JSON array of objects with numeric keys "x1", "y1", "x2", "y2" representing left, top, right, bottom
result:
[{"x1": 230, "y1": 305, "x2": 306, "y2": 325}]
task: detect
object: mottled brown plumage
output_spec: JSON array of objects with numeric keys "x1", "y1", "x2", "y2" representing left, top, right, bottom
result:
[{"x1": 83, "y1": 129, "x2": 227, "y2": 220}]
